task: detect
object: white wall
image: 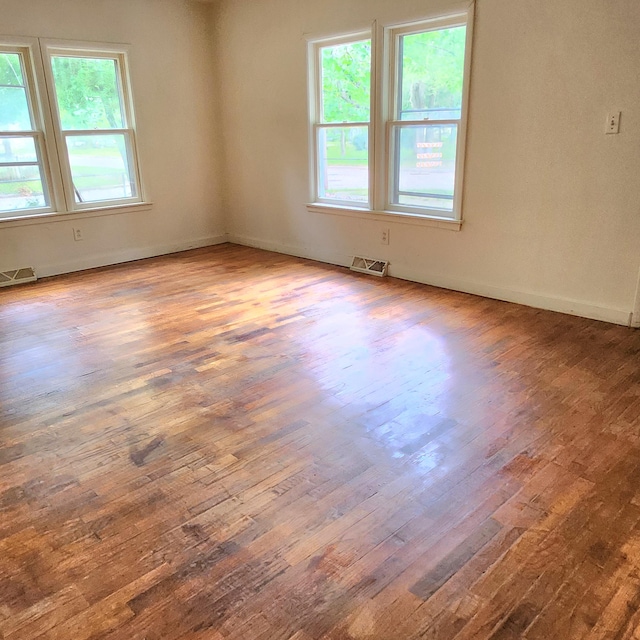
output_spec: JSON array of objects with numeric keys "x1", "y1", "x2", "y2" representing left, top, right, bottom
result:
[
  {"x1": 212, "y1": 0, "x2": 640, "y2": 326},
  {"x1": 0, "y1": 0, "x2": 225, "y2": 277}
]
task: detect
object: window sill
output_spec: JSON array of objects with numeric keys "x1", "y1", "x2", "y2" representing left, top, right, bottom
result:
[
  {"x1": 306, "y1": 203, "x2": 462, "y2": 231},
  {"x1": 0, "y1": 201, "x2": 154, "y2": 228}
]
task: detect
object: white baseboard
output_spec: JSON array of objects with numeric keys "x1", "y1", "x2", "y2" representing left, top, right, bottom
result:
[
  {"x1": 391, "y1": 262, "x2": 632, "y2": 327},
  {"x1": 37, "y1": 233, "x2": 229, "y2": 278},
  {"x1": 228, "y1": 233, "x2": 633, "y2": 327},
  {"x1": 227, "y1": 233, "x2": 350, "y2": 269}
]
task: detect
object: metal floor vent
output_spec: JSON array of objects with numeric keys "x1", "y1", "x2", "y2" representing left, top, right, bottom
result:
[
  {"x1": 0, "y1": 267, "x2": 37, "y2": 288},
  {"x1": 350, "y1": 256, "x2": 389, "y2": 277}
]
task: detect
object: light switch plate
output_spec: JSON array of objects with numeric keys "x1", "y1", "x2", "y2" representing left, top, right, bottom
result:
[{"x1": 606, "y1": 112, "x2": 621, "y2": 134}]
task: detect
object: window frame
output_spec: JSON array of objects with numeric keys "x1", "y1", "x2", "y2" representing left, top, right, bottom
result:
[
  {"x1": 0, "y1": 37, "x2": 61, "y2": 218},
  {"x1": 41, "y1": 40, "x2": 144, "y2": 212},
  {"x1": 307, "y1": 7, "x2": 474, "y2": 228},
  {"x1": 308, "y1": 30, "x2": 375, "y2": 210},
  {"x1": 0, "y1": 36, "x2": 147, "y2": 222}
]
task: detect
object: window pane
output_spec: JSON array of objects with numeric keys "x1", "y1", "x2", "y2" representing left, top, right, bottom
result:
[
  {"x1": 393, "y1": 124, "x2": 457, "y2": 212},
  {"x1": 0, "y1": 86, "x2": 32, "y2": 131},
  {"x1": 398, "y1": 26, "x2": 466, "y2": 121},
  {"x1": 0, "y1": 53, "x2": 25, "y2": 86},
  {"x1": 321, "y1": 40, "x2": 371, "y2": 123},
  {"x1": 0, "y1": 136, "x2": 38, "y2": 163},
  {"x1": 51, "y1": 56, "x2": 124, "y2": 130},
  {"x1": 318, "y1": 126, "x2": 368, "y2": 203},
  {"x1": 66, "y1": 134, "x2": 136, "y2": 203},
  {"x1": 0, "y1": 164, "x2": 46, "y2": 213}
]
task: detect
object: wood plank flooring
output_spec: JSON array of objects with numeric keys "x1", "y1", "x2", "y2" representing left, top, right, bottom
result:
[{"x1": 1, "y1": 243, "x2": 639, "y2": 639}]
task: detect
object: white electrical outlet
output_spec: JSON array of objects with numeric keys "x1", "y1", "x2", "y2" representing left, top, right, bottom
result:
[
  {"x1": 381, "y1": 228, "x2": 390, "y2": 245},
  {"x1": 73, "y1": 228, "x2": 83, "y2": 241},
  {"x1": 606, "y1": 112, "x2": 620, "y2": 135}
]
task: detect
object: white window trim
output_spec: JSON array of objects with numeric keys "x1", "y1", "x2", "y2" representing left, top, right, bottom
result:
[
  {"x1": 0, "y1": 201, "x2": 153, "y2": 227},
  {"x1": 306, "y1": 5, "x2": 474, "y2": 230},
  {"x1": 306, "y1": 202, "x2": 462, "y2": 230},
  {"x1": 0, "y1": 36, "x2": 150, "y2": 222}
]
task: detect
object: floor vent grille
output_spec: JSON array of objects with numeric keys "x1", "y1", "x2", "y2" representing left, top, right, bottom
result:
[
  {"x1": 350, "y1": 256, "x2": 389, "y2": 277},
  {"x1": 0, "y1": 267, "x2": 37, "y2": 288}
]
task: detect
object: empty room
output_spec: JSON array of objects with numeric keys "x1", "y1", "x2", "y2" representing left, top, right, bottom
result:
[{"x1": 1, "y1": 0, "x2": 640, "y2": 638}]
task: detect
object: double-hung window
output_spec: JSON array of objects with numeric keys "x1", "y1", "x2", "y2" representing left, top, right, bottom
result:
[
  {"x1": 308, "y1": 9, "x2": 473, "y2": 224},
  {"x1": 46, "y1": 47, "x2": 141, "y2": 209},
  {"x1": 0, "y1": 38, "x2": 144, "y2": 220},
  {"x1": 313, "y1": 34, "x2": 372, "y2": 207},
  {"x1": 0, "y1": 44, "x2": 52, "y2": 214}
]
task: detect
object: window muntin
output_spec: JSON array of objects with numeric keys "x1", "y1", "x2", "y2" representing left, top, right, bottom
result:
[
  {"x1": 309, "y1": 12, "x2": 472, "y2": 222},
  {"x1": 0, "y1": 48, "x2": 51, "y2": 215},
  {"x1": 313, "y1": 36, "x2": 372, "y2": 207}
]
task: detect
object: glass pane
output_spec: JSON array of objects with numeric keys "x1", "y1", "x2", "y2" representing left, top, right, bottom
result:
[
  {"x1": 318, "y1": 126, "x2": 368, "y2": 203},
  {"x1": 0, "y1": 86, "x2": 32, "y2": 131},
  {"x1": 398, "y1": 26, "x2": 466, "y2": 121},
  {"x1": 0, "y1": 136, "x2": 38, "y2": 163},
  {"x1": 0, "y1": 53, "x2": 25, "y2": 86},
  {"x1": 320, "y1": 40, "x2": 371, "y2": 123},
  {"x1": 394, "y1": 124, "x2": 457, "y2": 212},
  {"x1": 51, "y1": 56, "x2": 124, "y2": 130},
  {"x1": 66, "y1": 134, "x2": 136, "y2": 203},
  {"x1": 0, "y1": 164, "x2": 46, "y2": 213}
]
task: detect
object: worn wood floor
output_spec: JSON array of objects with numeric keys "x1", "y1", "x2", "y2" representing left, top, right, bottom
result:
[{"x1": 1, "y1": 244, "x2": 640, "y2": 639}]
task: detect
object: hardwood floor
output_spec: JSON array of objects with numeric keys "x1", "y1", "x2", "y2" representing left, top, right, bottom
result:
[{"x1": 1, "y1": 243, "x2": 639, "y2": 640}]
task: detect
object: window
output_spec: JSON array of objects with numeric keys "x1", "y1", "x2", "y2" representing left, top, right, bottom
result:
[
  {"x1": 0, "y1": 38, "x2": 145, "y2": 220},
  {"x1": 308, "y1": 10, "x2": 473, "y2": 223},
  {"x1": 0, "y1": 46, "x2": 52, "y2": 214},
  {"x1": 314, "y1": 34, "x2": 372, "y2": 206}
]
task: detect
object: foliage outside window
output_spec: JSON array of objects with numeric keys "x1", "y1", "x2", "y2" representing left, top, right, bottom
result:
[
  {"x1": 308, "y1": 12, "x2": 472, "y2": 221},
  {"x1": 316, "y1": 36, "x2": 371, "y2": 206},
  {"x1": 0, "y1": 38, "x2": 144, "y2": 219},
  {"x1": 0, "y1": 49, "x2": 51, "y2": 213}
]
